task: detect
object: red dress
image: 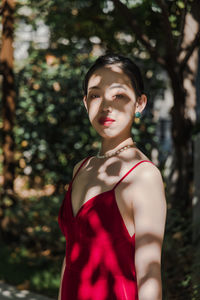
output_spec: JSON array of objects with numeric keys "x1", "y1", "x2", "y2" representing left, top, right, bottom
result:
[{"x1": 58, "y1": 157, "x2": 154, "y2": 300}]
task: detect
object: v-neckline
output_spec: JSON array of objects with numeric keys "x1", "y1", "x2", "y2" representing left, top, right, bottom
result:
[
  {"x1": 69, "y1": 181, "x2": 114, "y2": 219},
  {"x1": 68, "y1": 181, "x2": 135, "y2": 240}
]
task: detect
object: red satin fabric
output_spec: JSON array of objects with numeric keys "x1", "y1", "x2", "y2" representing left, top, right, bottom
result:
[{"x1": 58, "y1": 157, "x2": 154, "y2": 299}]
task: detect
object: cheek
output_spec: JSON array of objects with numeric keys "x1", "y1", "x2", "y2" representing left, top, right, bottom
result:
[
  {"x1": 127, "y1": 106, "x2": 135, "y2": 118},
  {"x1": 87, "y1": 101, "x2": 101, "y2": 121},
  {"x1": 121, "y1": 101, "x2": 135, "y2": 119}
]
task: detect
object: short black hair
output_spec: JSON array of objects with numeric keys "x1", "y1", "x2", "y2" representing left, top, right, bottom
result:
[{"x1": 83, "y1": 53, "x2": 144, "y2": 98}]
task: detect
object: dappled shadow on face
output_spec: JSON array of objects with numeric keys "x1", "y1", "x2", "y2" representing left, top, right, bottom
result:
[{"x1": 86, "y1": 65, "x2": 137, "y2": 116}]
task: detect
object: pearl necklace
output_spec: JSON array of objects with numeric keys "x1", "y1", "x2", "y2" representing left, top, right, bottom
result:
[{"x1": 97, "y1": 143, "x2": 136, "y2": 159}]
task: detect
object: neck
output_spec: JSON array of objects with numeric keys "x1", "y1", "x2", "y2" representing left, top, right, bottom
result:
[{"x1": 99, "y1": 135, "x2": 135, "y2": 156}]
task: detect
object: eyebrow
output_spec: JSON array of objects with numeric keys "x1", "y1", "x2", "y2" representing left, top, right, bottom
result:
[
  {"x1": 88, "y1": 86, "x2": 100, "y2": 90},
  {"x1": 88, "y1": 84, "x2": 127, "y2": 91}
]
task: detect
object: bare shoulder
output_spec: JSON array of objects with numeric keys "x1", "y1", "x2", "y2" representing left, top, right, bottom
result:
[
  {"x1": 132, "y1": 159, "x2": 164, "y2": 187},
  {"x1": 132, "y1": 160, "x2": 166, "y2": 206}
]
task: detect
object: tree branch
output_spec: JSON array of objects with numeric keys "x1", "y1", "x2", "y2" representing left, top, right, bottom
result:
[
  {"x1": 176, "y1": 0, "x2": 188, "y2": 53},
  {"x1": 154, "y1": 0, "x2": 177, "y2": 62},
  {"x1": 180, "y1": 28, "x2": 200, "y2": 73},
  {"x1": 111, "y1": 0, "x2": 165, "y2": 66}
]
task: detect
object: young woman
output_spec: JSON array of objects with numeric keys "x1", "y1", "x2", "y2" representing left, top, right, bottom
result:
[{"x1": 58, "y1": 54, "x2": 167, "y2": 300}]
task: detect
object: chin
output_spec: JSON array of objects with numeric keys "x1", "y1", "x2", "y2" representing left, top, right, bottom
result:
[
  {"x1": 93, "y1": 127, "x2": 113, "y2": 138},
  {"x1": 92, "y1": 121, "x2": 129, "y2": 139},
  {"x1": 97, "y1": 129, "x2": 124, "y2": 139}
]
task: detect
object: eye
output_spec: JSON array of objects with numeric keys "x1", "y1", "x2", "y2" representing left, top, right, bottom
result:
[
  {"x1": 114, "y1": 94, "x2": 124, "y2": 99},
  {"x1": 89, "y1": 94, "x2": 100, "y2": 99}
]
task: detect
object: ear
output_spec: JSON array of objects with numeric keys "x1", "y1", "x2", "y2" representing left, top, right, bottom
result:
[
  {"x1": 136, "y1": 94, "x2": 147, "y2": 112},
  {"x1": 83, "y1": 95, "x2": 88, "y2": 112}
]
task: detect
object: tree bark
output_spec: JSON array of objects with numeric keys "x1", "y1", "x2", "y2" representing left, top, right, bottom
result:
[
  {"x1": 0, "y1": 0, "x2": 16, "y2": 208},
  {"x1": 166, "y1": 2, "x2": 199, "y2": 235}
]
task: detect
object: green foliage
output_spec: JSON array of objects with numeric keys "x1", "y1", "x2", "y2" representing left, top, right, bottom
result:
[
  {"x1": 14, "y1": 42, "x2": 161, "y2": 189},
  {"x1": 15, "y1": 50, "x2": 97, "y2": 189},
  {"x1": 0, "y1": 193, "x2": 66, "y2": 297},
  {"x1": 0, "y1": 242, "x2": 62, "y2": 298}
]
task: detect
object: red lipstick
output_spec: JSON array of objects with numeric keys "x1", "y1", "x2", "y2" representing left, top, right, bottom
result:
[{"x1": 98, "y1": 117, "x2": 115, "y2": 126}]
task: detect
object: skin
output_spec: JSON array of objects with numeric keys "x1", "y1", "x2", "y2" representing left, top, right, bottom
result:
[
  {"x1": 83, "y1": 64, "x2": 146, "y2": 154},
  {"x1": 58, "y1": 64, "x2": 167, "y2": 300}
]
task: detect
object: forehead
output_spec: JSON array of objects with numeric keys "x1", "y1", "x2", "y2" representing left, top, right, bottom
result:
[{"x1": 87, "y1": 65, "x2": 133, "y2": 90}]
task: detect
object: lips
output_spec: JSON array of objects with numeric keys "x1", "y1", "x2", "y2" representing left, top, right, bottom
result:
[{"x1": 98, "y1": 117, "x2": 115, "y2": 125}]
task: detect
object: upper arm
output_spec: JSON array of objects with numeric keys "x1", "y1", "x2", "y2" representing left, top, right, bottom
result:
[{"x1": 131, "y1": 163, "x2": 167, "y2": 277}]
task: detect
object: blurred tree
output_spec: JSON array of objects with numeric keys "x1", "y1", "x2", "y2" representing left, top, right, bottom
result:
[
  {"x1": 0, "y1": 1, "x2": 17, "y2": 217},
  {"x1": 26, "y1": 0, "x2": 200, "y2": 211},
  {"x1": 20, "y1": 1, "x2": 198, "y2": 298},
  {"x1": 47, "y1": 0, "x2": 200, "y2": 210}
]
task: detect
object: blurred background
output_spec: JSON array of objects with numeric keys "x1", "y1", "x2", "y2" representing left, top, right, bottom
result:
[{"x1": 0, "y1": 0, "x2": 200, "y2": 299}]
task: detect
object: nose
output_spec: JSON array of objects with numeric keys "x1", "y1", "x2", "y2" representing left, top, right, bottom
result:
[
  {"x1": 102, "y1": 105, "x2": 112, "y2": 113},
  {"x1": 102, "y1": 100, "x2": 112, "y2": 113},
  {"x1": 101, "y1": 93, "x2": 113, "y2": 111}
]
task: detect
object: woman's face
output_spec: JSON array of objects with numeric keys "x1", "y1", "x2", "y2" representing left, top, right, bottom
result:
[{"x1": 83, "y1": 64, "x2": 146, "y2": 139}]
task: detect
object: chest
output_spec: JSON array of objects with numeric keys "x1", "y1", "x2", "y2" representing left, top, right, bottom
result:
[
  {"x1": 71, "y1": 166, "x2": 117, "y2": 212},
  {"x1": 70, "y1": 163, "x2": 136, "y2": 237}
]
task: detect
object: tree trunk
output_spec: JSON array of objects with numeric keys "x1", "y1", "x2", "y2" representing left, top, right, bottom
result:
[
  {"x1": 193, "y1": 132, "x2": 200, "y2": 298},
  {"x1": 168, "y1": 73, "x2": 194, "y2": 212},
  {"x1": 0, "y1": 0, "x2": 16, "y2": 211},
  {"x1": 165, "y1": 9, "x2": 199, "y2": 298}
]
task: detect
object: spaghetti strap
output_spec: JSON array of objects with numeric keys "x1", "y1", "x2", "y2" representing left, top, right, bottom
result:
[
  {"x1": 71, "y1": 156, "x2": 91, "y2": 184},
  {"x1": 113, "y1": 159, "x2": 155, "y2": 190}
]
